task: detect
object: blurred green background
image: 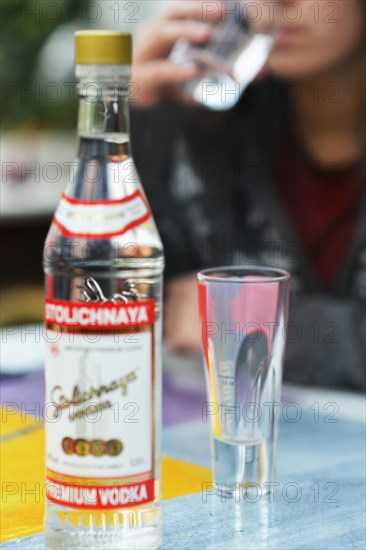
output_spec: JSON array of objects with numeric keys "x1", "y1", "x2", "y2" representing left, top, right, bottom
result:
[{"x1": 1, "y1": 0, "x2": 86, "y2": 130}]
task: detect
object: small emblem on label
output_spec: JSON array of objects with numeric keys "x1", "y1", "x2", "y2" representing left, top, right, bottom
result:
[{"x1": 107, "y1": 440, "x2": 123, "y2": 457}]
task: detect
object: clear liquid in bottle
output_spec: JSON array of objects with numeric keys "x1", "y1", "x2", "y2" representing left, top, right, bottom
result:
[{"x1": 43, "y1": 32, "x2": 164, "y2": 550}]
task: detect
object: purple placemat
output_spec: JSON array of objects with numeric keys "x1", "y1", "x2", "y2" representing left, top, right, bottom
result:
[{"x1": 1, "y1": 371, "x2": 45, "y2": 419}]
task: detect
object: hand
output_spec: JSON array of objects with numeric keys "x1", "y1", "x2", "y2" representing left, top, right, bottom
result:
[
  {"x1": 132, "y1": 1, "x2": 223, "y2": 108},
  {"x1": 164, "y1": 273, "x2": 202, "y2": 355}
]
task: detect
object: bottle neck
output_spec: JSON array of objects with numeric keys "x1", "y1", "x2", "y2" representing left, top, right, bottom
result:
[
  {"x1": 76, "y1": 64, "x2": 131, "y2": 147},
  {"x1": 65, "y1": 64, "x2": 137, "y2": 202}
]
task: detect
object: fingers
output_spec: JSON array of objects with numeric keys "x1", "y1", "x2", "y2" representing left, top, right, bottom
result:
[
  {"x1": 156, "y1": 20, "x2": 211, "y2": 51},
  {"x1": 131, "y1": 62, "x2": 199, "y2": 107},
  {"x1": 133, "y1": 60, "x2": 199, "y2": 87},
  {"x1": 134, "y1": 20, "x2": 212, "y2": 62}
]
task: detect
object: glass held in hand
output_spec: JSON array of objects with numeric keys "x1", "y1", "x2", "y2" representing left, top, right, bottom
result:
[
  {"x1": 170, "y1": 0, "x2": 273, "y2": 111},
  {"x1": 197, "y1": 266, "x2": 290, "y2": 497}
]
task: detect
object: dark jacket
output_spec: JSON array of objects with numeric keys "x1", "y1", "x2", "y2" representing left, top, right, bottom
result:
[{"x1": 131, "y1": 79, "x2": 366, "y2": 392}]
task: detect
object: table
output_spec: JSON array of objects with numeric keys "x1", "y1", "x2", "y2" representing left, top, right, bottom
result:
[{"x1": 1, "y1": 354, "x2": 365, "y2": 549}]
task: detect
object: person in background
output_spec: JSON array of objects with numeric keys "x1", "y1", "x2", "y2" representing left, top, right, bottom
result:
[{"x1": 130, "y1": 0, "x2": 365, "y2": 390}]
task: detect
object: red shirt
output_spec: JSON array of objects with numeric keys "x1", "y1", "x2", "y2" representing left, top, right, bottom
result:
[{"x1": 276, "y1": 134, "x2": 363, "y2": 285}]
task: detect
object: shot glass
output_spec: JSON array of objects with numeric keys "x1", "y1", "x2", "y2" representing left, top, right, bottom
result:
[
  {"x1": 197, "y1": 266, "x2": 290, "y2": 496},
  {"x1": 170, "y1": 0, "x2": 273, "y2": 110}
]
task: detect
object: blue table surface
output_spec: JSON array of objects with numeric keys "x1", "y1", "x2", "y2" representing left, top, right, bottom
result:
[{"x1": 3, "y1": 391, "x2": 365, "y2": 550}]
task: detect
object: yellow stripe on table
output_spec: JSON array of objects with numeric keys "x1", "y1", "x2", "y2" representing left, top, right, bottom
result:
[{"x1": 0, "y1": 410, "x2": 211, "y2": 543}]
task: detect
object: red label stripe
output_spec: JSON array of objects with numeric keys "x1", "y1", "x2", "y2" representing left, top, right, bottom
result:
[
  {"x1": 46, "y1": 477, "x2": 154, "y2": 509},
  {"x1": 61, "y1": 190, "x2": 144, "y2": 206},
  {"x1": 45, "y1": 298, "x2": 156, "y2": 329}
]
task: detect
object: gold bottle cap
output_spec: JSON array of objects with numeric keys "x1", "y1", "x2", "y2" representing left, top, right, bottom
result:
[{"x1": 75, "y1": 30, "x2": 132, "y2": 65}]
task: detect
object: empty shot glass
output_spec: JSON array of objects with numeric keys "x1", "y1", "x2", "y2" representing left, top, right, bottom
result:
[
  {"x1": 197, "y1": 266, "x2": 290, "y2": 496},
  {"x1": 170, "y1": 0, "x2": 273, "y2": 110}
]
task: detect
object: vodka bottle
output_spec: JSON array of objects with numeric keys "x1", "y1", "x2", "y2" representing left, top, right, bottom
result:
[{"x1": 43, "y1": 31, "x2": 164, "y2": 549}]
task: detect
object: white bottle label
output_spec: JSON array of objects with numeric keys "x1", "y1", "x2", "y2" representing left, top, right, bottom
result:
[
  {"x1": 53, "y1": 189, "x2": 150, "y2": 239},
  {"x1": 44, "y1": 298, "x2": 155, "y2": 509}
]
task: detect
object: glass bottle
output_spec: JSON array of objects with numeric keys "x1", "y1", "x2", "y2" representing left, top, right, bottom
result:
[{"x1": 43, "y1": 31, "x2": 164, "y2": 549}]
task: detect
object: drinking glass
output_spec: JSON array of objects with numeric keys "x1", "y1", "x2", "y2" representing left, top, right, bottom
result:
[
  {"x1": 197, "y1": 266, "x2": 290, "y2": 496},
  {"x1": 170, "y1": 0, "x2": 273, "y2": 110}
]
